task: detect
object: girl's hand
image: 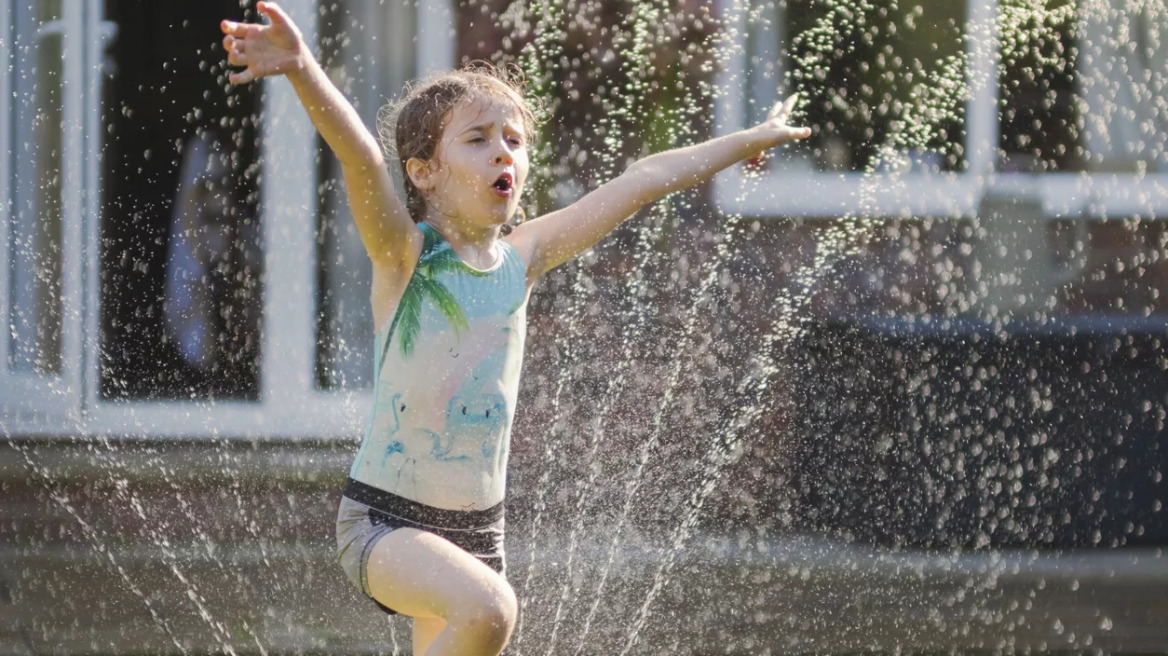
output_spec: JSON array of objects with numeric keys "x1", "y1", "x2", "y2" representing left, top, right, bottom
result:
[
  {"x1": 221, "y1": 1, "x2": 306, "y2": 85},
  {"x1": 745, "y1": 93, "x2": 812, "y2": 169}
]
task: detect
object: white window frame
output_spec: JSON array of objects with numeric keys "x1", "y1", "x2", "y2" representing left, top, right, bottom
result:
[
  {"x1": 712, "y1": 0, "x2": 1168, "y2": 220},
  {"x1": 0, "y1": 2, "x2": 89, "y2": 424},
  {"x1": 3, "y1": 0, "x2": 455, "y2": 439}
]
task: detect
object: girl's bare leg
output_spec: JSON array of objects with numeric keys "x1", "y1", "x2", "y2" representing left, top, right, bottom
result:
[
  {"x1": 366, "y1": 527, "x2": 517, "y2": 656},
  {"x1": 413, "y1": 617, "x2": 446, "y2": 655}
]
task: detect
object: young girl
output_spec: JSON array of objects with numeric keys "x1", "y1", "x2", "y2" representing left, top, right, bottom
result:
[{"x1": 221, "y1": 3, "x2": 809, "y2": 654}]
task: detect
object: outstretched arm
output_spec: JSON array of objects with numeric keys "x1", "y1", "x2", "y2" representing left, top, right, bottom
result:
[
  {"x1": 221, "y1": 1, "x2": 419, "y2": 267},
  {"x1": 508, "y1": 95, "x2": 811, "y2": 281}
]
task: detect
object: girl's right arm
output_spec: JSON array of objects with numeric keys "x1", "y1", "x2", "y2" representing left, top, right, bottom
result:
[{"x1": 221, "y1": 1, "x2": 420, "y2": 268}]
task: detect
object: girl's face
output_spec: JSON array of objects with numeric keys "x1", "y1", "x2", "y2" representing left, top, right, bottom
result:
[{"x1": 412, "y1": 97, "x2": 530, "y2": 232}]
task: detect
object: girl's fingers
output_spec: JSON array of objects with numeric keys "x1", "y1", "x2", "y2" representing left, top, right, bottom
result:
[
  {"x1": 220, "y1": 19, "x2": 258, "y2": 38},
  {"x1": 766, "y1": 100, "x2": 783, "y2": 121},
  {"x1": 229, "y1": 68, "x2": 256, "y2": 85},
  {"x1": 223, "y1": 34, "x2": 247, "y2": 66},
  {"x1": 767, "y1": 93, "x2": 799, "y2": 122},
  {"x1": 222, "y1": 34, "x2": 244, "y2": 54},
  {"x1": 257, "y1": 1, "x2": 292, "y2": 27},
  {"x1": 779, "y1": 93, "x2": 798, "y2": 120}
]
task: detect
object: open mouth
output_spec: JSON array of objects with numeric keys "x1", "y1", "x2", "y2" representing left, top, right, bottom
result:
[{"x1": 492, "y1": 173, "x2": 514, "y2": 194}]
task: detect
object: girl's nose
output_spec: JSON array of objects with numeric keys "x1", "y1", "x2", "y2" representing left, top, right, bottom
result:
[{"x1": 494, "y1": 151, "x2": 513, "y2": 166}]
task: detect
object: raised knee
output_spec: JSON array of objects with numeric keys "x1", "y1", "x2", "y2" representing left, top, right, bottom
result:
[{"x1": 452, "y1": 585, "x2": 517, "y2": 651}]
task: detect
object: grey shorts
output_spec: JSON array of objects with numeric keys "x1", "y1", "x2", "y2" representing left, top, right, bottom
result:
[{"x1": 335, "y1": 478, "x2": 506, "y2": 615}]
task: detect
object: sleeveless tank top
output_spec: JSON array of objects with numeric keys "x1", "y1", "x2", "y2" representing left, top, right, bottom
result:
[{"x1": 349, "y1": 223, "x2": 528, "y2": 510}]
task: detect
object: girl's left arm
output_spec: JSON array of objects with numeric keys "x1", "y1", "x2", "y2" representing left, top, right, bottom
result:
[{"x1": 508, "y1": 95, "x2": 811, "y2": 281}]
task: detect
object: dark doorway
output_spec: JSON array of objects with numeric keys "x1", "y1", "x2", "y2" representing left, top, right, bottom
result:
[{"x1": 101, "y1": 1, "x2": 262, "y2": 401}]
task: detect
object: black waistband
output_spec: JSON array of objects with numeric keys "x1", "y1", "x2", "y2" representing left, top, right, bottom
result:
[{"x1": 343, "y1": 478, "x2": 505, "y2": 529}]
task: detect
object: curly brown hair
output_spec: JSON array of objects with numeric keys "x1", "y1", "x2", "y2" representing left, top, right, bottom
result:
[{"x1": 376, "y1": 62, "x2": 539, "y2": 228}]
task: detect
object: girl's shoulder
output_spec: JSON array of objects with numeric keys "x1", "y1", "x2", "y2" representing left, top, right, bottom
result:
[{"x1": 499, "y1": 223, "x2": 538, "y2": 278}]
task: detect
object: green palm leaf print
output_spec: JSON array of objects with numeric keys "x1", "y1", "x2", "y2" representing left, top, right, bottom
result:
[
  {"x1": 419, "y1": 276, "x2": 469, "y2": 336},
  {"x1": 421, "y1": 223, "x2": 443, "y2": 252},
  {"x1": 378, "y1": 227, "x2": 490, "y2": 368},
  {"x1": 394, "y1": 282, "x2": 424, "y2": 359}
]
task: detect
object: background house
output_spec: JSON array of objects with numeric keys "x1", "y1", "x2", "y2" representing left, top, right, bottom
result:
[{"x1": 2, "y1": 0, "x2": 1166, "y2": 653}]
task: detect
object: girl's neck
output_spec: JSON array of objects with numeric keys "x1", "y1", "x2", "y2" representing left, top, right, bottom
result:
[{"x1": 425, "y1": 217, "x2": 501, "y2": 269}]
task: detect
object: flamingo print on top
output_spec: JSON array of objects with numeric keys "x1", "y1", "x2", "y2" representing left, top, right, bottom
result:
[{"x1": 349, "y1": 224, "x2": 528, "y2": 511}]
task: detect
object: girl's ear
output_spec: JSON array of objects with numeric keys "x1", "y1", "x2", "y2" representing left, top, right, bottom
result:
[{"x1": 406, "y1": 157, "x2": 435, "y2": 192}]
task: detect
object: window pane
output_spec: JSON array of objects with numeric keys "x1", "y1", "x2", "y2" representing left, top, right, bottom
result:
[
  {"x1": 315, "y1": 0, "x2": 417, "y2": 390},
  {"x1": 9, "y1": 0, "x2": 64, "y2": 375},
  {"x1": 997, "y1": 0, "x2": 1079, "y2": 172},
  {"x1": 760, "y1": 0, "x2": 969, "y2": 173},
  {"x1": 99, "y1": 3, "x2": 262, "y2": 400},
  {"x1": 1077, "y1": 2, "x2": 1168, "y2": 172},
  {"x1": 999, "y1": 1, "x2": 1168, "y2": 174}
]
